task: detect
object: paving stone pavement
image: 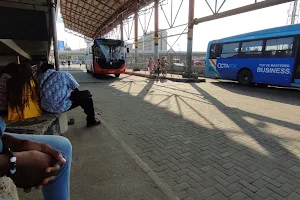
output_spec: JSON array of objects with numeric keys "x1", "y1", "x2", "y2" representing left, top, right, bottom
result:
[{"x1": 78, "y1": 73, "x2": 300, "y2": 200}]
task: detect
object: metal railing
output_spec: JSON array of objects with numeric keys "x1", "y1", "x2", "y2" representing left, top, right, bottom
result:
[{"x1": 126, "y1": 61, "x2": 205, "y2": 75}]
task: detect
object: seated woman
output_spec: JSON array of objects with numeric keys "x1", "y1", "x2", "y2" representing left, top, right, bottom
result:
[
  {"x1": 0, "y1": 63, "x2": 19, "y2": 116},
  {"x1": 6, "y1": 64, "x2": 42, "y2": 122}
]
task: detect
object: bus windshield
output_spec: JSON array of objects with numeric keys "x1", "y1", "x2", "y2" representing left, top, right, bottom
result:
[{"x1": 95, "y1": 40, "x2": 124, "y2": 63}]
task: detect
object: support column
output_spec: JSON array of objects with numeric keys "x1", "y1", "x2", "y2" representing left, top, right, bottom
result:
[
  {"x1": 120, "y1": 20, "x2": 124, "y2": 41},
  {"x1": 154, "y1": 0, "x2": 159, "y2": 62},
  {"x1": 186, "y1": 0, "x2": 195, "y2": 77},
  {"x1": 134, "y1": 2, "x2": 139, "y2": 71},
  {"x1": 291, "y1": 0, "x2": 298, "y2": 24},
  {"x1": 50, "y1": 0, "x2": 59, "y2": 70}
]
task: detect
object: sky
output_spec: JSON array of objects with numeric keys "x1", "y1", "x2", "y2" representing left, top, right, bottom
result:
[{"x1": 57, "y1": 0, "x2": 294, "y2": 52}]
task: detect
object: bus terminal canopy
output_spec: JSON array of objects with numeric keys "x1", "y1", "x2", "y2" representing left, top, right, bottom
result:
[
  {"x1": 60, "y1": 0, "x2": 153, "y2": 39},
  {"x1": 0, "y1": 0, "x2": 59, "y2": 62}
]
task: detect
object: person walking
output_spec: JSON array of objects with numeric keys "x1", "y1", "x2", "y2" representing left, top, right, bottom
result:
[
  {"x1": 148, "y1": 57, "x2": 155, "y2": 74},
  {"x1": 161, "y1": 56, "x2": 168, "y2": 77}
]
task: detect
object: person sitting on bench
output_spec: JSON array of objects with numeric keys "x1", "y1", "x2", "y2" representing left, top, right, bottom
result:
[
  {"x1": 0, "y1": 117, "x2": 72, "y2": 200},
  {"x1": 39, "y1": 63, "x2": 100, "y2": 127}
]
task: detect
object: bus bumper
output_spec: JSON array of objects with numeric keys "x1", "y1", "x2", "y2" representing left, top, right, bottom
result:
[{"x1": 94, "y1": 62, "x2": 126, "y2": 74}]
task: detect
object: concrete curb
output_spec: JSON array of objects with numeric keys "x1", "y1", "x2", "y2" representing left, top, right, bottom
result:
[
  {"x1": 97, "y1": 115, "x2": 180, "y2": 200},
  {"x1": 126, "y1": 71, "x2": 206, "y2": 83}
]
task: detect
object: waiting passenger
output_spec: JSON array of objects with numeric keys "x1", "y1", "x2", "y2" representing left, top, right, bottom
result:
[
  {"x1": 0, "y1": 117, "x2": 72, "y2": 200},
  {"x1": 39, "y1": 63, "x2": 100, "y2": 127},
  {"x1": 0, "y1": 63, "x2": 19, "y2": 116},
  {"x1": 161, "y1": 57, "x2": 167, "y2": 76},
  {"x1": 148, "y1": 57, "x2": 155, "y2": 74},
  {"x1": 6, "y1": 63, "x2": 42, "y2": 122}
]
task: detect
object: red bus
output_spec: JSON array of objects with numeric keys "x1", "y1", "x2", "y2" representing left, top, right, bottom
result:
[{"x1": 85, "y1": 39, "x2": 126, "y2": 77}]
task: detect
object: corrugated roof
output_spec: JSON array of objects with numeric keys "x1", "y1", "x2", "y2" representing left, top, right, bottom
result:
[{"x1": 60, "y1": 0, "x2": 153, "y2": 39}]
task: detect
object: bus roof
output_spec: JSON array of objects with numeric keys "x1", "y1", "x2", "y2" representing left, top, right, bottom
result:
[{"x1": 210, "y1": 24, "x2": 300, "y2": 44}]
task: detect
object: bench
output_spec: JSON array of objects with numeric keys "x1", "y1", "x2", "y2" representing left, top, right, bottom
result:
[{"x1": 0, "y1": 113, "x2": 68, "y2": 200}]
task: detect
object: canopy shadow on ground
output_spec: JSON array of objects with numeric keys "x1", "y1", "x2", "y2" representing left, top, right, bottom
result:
[
  {"x1": 79, "y1": 78, "x2": 300, "y2": 199},
  {"x1": 211, "y1": 81, "x2": 300, "y2": 106}
]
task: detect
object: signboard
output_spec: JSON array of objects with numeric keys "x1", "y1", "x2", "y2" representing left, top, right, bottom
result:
[{"x1": 58, "y1": 41, "x2": 64, "y2": 50}]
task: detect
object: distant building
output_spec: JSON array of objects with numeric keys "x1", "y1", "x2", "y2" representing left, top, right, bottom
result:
[
  {"x1": 138, "y1": 30, "x2": 167, "y2": 51},
  {"x1": 50, "y1": 50, "x2": 85, "y2": 63}
]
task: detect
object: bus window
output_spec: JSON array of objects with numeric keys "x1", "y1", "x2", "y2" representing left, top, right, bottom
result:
[
  {"x1": 209, "y1": 44, "x2": 221, "y2": 59},
  {"x1": 221, "y1": 42, "x2": 239, "y2": 58},
  {"x1": 241, "y1": 40, "x2": 263, "y2": 57},
  {"x1": 265, "y1": 37, "x2": 294, "y2": 57}
]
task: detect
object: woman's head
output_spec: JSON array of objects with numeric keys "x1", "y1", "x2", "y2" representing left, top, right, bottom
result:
[
  {"x1": 6, "y1": 64, "x2": 39, "y2": 111},
  {"x1": 1, "y1": 62, "x2": 19, "y2": 76}
]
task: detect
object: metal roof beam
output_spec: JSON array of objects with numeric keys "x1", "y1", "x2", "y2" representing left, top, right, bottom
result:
[
  {"x1": 64, "y1": 18, "x2": 97, "y2": 32},
  {"x1": 0, "y1": 0, "x2": 48, "y2": 11},
  {"x1": 60, "y1": 5, "x2": 101, "y2": 22},
  {"x1": 64, "y1": 17, "x2": 97, "y2": 31},
  {"x1": 94, "y1": 0, "x2": 117, "y2": 11},
  {"x1": 194, "y1": 0, "x2": 294, "y2": 24},
  {"x1": 0, "y1": 39, "x2": 32, "y2": 60},
  {"x1": 94, "y1": 0, "x2": 136, "y2": 37},
  {"x1": 80, "y1": 0, "x2": 113, "y2": 16},
  {"x1": 62, "y1": 0, "x2": 109, "y2": 18}
]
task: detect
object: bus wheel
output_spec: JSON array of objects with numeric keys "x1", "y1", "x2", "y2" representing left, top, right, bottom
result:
[
  {"x1": 91, "y1": 67, "x2": 96, "y2": 77},
  {"x1": 238, "y1": 69, "x2": 253, "y2": 86},
  {"x1": 115, "y1": 74, "x2": 120, "y2": 78}
]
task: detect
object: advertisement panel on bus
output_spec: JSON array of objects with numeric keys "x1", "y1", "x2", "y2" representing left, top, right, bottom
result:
[{"x1": 207, "y1": 58, "x2": 295, "y2": 86}]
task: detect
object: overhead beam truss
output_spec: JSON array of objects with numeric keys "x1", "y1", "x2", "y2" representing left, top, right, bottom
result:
[{"x1": 194, "y1": 0, "x2": 294, "y2": 25}]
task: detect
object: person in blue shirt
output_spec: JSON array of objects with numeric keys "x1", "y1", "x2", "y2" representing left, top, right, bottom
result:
[
  {"x1": 0, "y1": 117, "x2": 72, "y2": 200},
  {"x1": 39, "y1": 63, "x2": 100, "y2": 127}
]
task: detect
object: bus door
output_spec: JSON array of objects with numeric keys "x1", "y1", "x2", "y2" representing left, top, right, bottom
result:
[{"x1": 293, "y1": 37, "x2": 300, "y2": 82}]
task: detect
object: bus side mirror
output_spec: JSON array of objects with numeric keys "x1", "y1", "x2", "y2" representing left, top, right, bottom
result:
[{"x1": 126, "y1": 48, "x2": 130, "y2": 53}]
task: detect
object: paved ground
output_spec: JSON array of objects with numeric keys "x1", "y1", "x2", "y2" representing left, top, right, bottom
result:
[
  {"x1": 75, "y1": 70, "x2": 300, "y2": 200},
  {"x1": 19, "y1": 97, "x2": 166, "y2": 199},
  {"x1": 20, "y1": 67, "x2": 300, "y2": 199}
]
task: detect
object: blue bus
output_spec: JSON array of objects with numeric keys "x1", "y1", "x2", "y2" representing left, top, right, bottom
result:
[{"x1": 205, "y1": 24, "x2": 300, "y2": 87}]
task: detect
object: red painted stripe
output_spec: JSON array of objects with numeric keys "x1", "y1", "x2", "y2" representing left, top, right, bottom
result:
[{"x1": 210, "y1": 59, "x2": 216, "y2": 67}]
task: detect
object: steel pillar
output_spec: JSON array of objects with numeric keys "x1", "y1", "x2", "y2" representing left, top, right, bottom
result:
[
  {"x1": 134, "y1": 2, "x2": 139, "y2": 70},
  {"x1": 51, "y1": 0, "x2": 59, "y2": 70},
  {"x1": 291, "y1": 0, "x2": 298, "y2": 24},
  {"x1": 154, "y1": 0, "x2": 159, "y2": 62},
  {"x1": 186, "y1": 0, "x2": 194, "y2": 77},
  {"x1": 120, "y1": 20, "x2": 124, "y2": 40}
]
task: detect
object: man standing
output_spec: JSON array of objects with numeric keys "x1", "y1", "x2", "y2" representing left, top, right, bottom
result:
[{"x1": 39, "y1": 63, "x2": 100, "y2": 127}]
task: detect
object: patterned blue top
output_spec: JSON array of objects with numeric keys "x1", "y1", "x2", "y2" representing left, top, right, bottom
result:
[
  {"x1": 40, "y1": 69, "x2": 79, "y2": 113},
  {"x1": 0, "y1": 118, "x2": 5, "y2": 152}
]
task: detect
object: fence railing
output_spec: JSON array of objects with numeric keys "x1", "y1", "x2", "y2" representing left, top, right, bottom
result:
[{"x1": 126, "y1": 62, "x2": 205, "y2": 75}]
